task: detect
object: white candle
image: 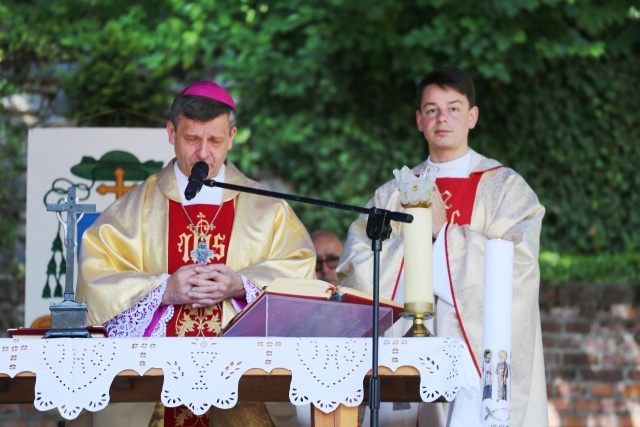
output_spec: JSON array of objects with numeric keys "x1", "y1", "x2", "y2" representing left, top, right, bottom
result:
[
  {"x1": 403, "y1": 207, "x2": 434, "y2": 308},
  {"x1": 482, "y1": 239, "x2": 514, "y2": 350},
  {"x1": 481, "y1": 238, "x2": 514, "y2": 425}
]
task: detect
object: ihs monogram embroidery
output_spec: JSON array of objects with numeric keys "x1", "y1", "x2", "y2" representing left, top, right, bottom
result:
[
  {"x1": 178, "y1": 210, "x2": 227, "y2": 264},
  {"x1": 178, "y1": 233, "x2": 226, "y2": 263}
]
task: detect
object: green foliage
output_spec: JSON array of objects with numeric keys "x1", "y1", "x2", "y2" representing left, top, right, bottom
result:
[
  {"x1": 1, "y1": 0, "x2": 639, "y2": 278},
  {"x1": 219, "y1": 0, "x2": 640, "y2": 247},
  {"x1": 475, "y1": 58, "x2": 640, "y2": 254},
  {"x1": 62, "y1": 8, "x2": 172, "y2": 126},
  {"x1": 540, "y1": 251, "x2": 640, "y2": 284},
  {"x1": 0, "y1": 118, "x2": 26, "y2": 247}
]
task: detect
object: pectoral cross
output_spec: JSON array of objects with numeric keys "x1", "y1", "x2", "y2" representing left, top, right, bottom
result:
[
  {"x1": 191, "y1": 240, "x2": 214, "y2": 264},
  {"x1": 45, "y1": 187, "x2": 96, "y2": 338}
]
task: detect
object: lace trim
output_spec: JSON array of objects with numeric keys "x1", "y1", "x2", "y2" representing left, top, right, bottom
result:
[
  {"x1": 151, "y1": 304, "x2": 174, "y2": 337},
  {"x1": 103, "y1": 275, "x2": 170, "y2": 337},
  {"x1": 231, "y1": 275, "x2": 259, "y2": 312}
]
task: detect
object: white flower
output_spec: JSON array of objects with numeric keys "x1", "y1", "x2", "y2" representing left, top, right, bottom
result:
[{"x1": 393, "y1": 165, "x2": 438, "y2": 207}]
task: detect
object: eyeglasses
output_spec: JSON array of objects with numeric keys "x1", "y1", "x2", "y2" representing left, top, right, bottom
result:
[{"x1": 315, "y1": 255, "x2": 340, "y2": 272}]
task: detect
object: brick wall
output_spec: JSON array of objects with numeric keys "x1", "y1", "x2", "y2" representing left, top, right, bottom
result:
[
  {"x1": 1, "y1": 281, "x2": 639, "y2": 426},
  {"x1": 542, "y1": 282, "x2": 640, "y2": 427},
  {"x1": 0, "y1": 403, "x2": 62, "y2": 427}
]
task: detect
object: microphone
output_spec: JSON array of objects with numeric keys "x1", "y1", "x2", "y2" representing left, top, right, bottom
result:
[{"x1": 184, "y1": 161, "x2": 209, "y2": 201}]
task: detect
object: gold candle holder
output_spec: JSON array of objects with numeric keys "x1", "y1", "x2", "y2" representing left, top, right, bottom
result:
[{"x1": 401, "y1": 302, "x2": 435, "y2": 337}]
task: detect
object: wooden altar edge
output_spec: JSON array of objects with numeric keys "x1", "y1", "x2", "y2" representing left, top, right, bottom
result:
[{"x1": 0, "y1": 366, "x2": 429, "y2": 404}]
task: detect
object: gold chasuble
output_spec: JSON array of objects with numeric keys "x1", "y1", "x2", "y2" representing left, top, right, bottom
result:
[{"x1": 77, "y1": 160, "x2": 315, "y2": 427}]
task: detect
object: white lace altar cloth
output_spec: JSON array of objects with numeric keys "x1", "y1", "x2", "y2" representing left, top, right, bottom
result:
[{"x1": 0, "y1": 337, "x2": 478, "y2": 420}]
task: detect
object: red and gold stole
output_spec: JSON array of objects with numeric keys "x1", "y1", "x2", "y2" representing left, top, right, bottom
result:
[
  {"x1": 436, "y1": 172, "x2": 483, "y2": 226},
  {"x1": 164, "y1": 199, "x2": 235, "y2": 426}
]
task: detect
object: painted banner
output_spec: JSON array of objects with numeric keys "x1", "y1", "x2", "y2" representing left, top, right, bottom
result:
[{"x1": 25, "y1": 127, "x2": 174, "y2": 327}]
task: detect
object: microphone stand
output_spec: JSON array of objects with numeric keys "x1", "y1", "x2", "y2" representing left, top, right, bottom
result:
[{"x1": 203, "y1": 179, "x2": 412, "y2": 427}]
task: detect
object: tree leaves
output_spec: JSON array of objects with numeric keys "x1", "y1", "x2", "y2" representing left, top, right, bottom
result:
[{"x1": 1, "y1": 0, "x2": 639, "y2": 258}]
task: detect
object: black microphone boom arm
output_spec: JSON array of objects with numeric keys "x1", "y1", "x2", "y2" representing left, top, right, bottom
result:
[
  {"x1": 203, "y1": 179, "x2": 413, "y2": 224},
  {"x1": 204, "y1": 177, "x2": 411, "y2": 427}
]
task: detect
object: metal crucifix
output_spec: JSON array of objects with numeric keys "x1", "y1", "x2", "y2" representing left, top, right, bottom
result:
[{"x1": 44, "y1": 186, "x2": 96, "y2": 338}]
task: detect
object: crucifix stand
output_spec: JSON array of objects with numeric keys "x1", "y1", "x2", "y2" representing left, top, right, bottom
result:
[{"x1": 44, "y1": 187, "x2": 97, "y2": 339}]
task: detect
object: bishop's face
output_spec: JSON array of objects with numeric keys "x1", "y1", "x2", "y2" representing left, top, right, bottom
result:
[
  {"x1": 167, "y1": 115, "x2": 237, "y2": 179},
  {"x1": 416, "y1": 84, "x2": 478, "y2": 163}
]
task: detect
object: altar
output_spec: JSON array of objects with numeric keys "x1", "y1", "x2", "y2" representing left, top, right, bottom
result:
[{"x1": 0, "y1": 336, "x2": 479, "y2": 425}]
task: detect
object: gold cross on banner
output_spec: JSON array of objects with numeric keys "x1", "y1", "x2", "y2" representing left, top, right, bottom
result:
[{"x1": 97, "y1": 167, "x2": 137, "y2": 199}]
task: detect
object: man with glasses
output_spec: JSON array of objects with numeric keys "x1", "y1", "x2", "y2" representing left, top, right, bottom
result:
[{"x1": 311, "y1": 230, "x2": 343, "y2": 286}]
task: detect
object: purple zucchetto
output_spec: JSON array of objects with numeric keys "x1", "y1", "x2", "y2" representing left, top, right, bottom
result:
[{"x1": 179, "y1": 81, "x2": 236, "y2": 110}]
